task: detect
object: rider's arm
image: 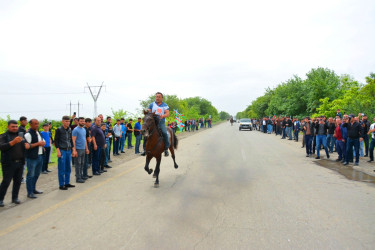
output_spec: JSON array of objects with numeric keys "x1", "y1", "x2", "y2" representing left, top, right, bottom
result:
[{"x1": 162, "y1": 110, "x2": 170, "y2": 119}]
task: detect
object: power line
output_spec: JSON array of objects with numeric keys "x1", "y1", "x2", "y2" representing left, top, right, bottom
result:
[
  {"x1": 0, "y1": 92, "x2": 84, "y2": 95},
  {"x1": 85, "y1": 82, "x2": 105, "y2": 117}
]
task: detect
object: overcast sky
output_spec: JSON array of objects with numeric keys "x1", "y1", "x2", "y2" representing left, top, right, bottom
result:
[{"x1": 0, "y1": 0, "x2": 374, "y2": 120}]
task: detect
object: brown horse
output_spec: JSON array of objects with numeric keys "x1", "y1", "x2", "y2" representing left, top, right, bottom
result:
[{"x1": 141, "y1": 111, "x2": 179, "y2": 187}]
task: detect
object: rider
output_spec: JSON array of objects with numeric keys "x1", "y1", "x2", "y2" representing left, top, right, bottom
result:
[{"x1": 147, "y1": 92, "x2": 170, "y2": 157}]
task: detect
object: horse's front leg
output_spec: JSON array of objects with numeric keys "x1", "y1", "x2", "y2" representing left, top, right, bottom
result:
[
  {"x1": 154, "y1": 156, "x2": 161, "y2": 187},
  {"x1": 144, "y1": 155, "x2": 153, "y2": 175}
]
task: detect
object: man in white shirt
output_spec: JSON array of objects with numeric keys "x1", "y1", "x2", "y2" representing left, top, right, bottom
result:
[
  {"x1": 367, "y1": 117, "x2": 375, "y2": 163},
  {"x1": 24, "y1": 119, "x2": 45, "y2": 199}
]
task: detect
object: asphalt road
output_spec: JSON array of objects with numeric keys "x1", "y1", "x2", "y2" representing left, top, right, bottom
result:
[{"x1": 0, "y1": 122, "x2": 374, "y2": 249}]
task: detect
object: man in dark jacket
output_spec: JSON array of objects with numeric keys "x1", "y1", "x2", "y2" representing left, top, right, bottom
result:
[
  {"x1": 302, "y1": 117, "x2": 315, "y2": 157},
  {"x1": 343, "y1": 115, "x2": 363, "y2": 166},
  {"x1": 314, "y1": 116, "x2": 330, "y2": 159},
  {"x1": 334, "y1": 117, "x2": 347, "y2": 162},
  {"x1": 0, "y1": 120, "x2": 31, "y2": 206},
  {"x1": 55, "y1": 116, "x2": 75, "y2": 190},
  {"x1": 360, "y1": 114, "x2": 370, "y2": 157}
]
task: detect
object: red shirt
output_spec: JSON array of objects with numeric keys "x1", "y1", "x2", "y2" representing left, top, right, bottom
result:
[{"x1": 335, "y1": 125, "x2": 343, "y2": 141}]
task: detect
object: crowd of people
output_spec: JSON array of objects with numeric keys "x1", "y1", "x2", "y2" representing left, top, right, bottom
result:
[
  {"x1": 0, "y1": 92, "x2": 215, "y2": 207},
  {"x1": 252, "y1": 109, "x2": 375, "y2": 170}
]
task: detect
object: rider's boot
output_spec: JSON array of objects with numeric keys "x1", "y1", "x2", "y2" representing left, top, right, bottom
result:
[{"x1": 164, "y1": 149, "x2": 169, "y2": 157}]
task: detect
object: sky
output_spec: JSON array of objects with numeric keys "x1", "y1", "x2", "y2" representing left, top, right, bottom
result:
[{"x1": 0, "y1": 0, "x2": 374, "y2": 120}]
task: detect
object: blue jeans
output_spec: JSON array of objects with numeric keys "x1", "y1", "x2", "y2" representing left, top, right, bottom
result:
[
  {"x1": 316, "y1": 135, "x2": 329, "y2": 157},
  {"x1": 105, "y1": 141, "x2": 110, "y2": 165},
  {"x1": 26, "y1": 155, "x2": 43, "y2": 195},
  {"x1": 327, "y1": 134, "x2": 334, "y2": 153},
  {"x1": 267, "y1": 124, "x2": 272, "y2": 134},
  {"x1": 346, "y1": 138, "x2": 359, "y2": 163},
  {"x1": 360, "y1": 140, "x2": 364, "y2": 157},
  {"x1": 92, "y1": 146, "x2": 102, "y2": 174},
  {"x1": 336, "y1": 140, "x2": 346, "y2": 160},
  {"x1": 159, "y1": 122, "x2": 170, "y2": 150},
  {"x1": 83, "y1": 153, "x2": 89, "y2": 177},
  {"x1": 369, "y1": 138, "x2": 375, "y2": 161},
  {"x1": 113, "y1": 137, "x2": 120, "y2": 155},
  {"x1": 282, "y1": 128, "x2": 286, "y2": 138},
  {"x1": 294, "y1": 130, "x2": 299, "y2": 141},
  {"x1": 305, "y1": 135, "x2": 313, "y2": 155},
  {"x1": 120, "y1": 134, "x2": 126, "y2": 152},
  {"x1": 57, "y1": 150, "x2": 72, "y2": 187},
  {"x1": 135, "y1": 134, "x2": 142, "y2": 153},
  {"x1": 127, "y1": 133, "x2": 133, "y2": 148}
]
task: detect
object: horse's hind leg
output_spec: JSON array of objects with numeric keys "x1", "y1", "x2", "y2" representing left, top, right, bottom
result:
[
  {"x1": 144, "y1": 156, "x2": 153, "y2": 175},
  {"x1": 154, "y1": 156, "x2": 161, "y2": 187},
  {"x1": 170, "y1": 147, "x2": 178, "y2": 169}
]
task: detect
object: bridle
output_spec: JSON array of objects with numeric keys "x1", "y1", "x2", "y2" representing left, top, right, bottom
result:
[{"x1": 143, "y1": 114, "x2": 157, "y2": 138}]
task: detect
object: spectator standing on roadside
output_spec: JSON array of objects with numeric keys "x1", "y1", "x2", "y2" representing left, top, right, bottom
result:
[
  {"x1": 72, "y1": 117, "x2": 89, "y2": 183},
  {"x1": 55, "y1": 116, "x2": 75, "y2": 190},
  {"x1": 127, "y1": 119, "x2": 134, "y2": 149},
  {"x1": 113, "y1": 119, "x2": 122, "y2": 156},
  {"x1": 91, "y1": 118, "x2": 106, "y2": 175},
  {"x1": 40, "y1": 124, "x2": 52, "y2": 174},
  {"x1": 314, "y1": 116, "x2": 330, "y2": 159},
  {"x1": 100, "y1": 123, "x2": 109, "y2": 173},
  {"x1": 302, "y1": 117, "x2": 314, "y2": 157},
  {"x1": 48, "y1": 122, "x2": 53, "y2": 163},
  {"x1": 24, "y1": 119, "x2": 45, "y2": 198},
  {"x1": 360, "y1": 114, "x2": 370, "y2": 157},
  {"x1": 343, "y1": 115, "x2": 363, "y2": 166},
  {"x1": 334, "y1": 117, "x2": 347, "y2": 162},
  {"x1": 286, "y1": 117, "x2": 293, "y2": 140},
  {"x1": 134, "y1": 118, "x2": 142, "y2": 154},
  {"x1": 18, "y1": 116, "x2": 27, "y2": 184},
  {"x1": 0, "y1": 120, "x2": 31, "y2": 206},
  {"x1": 327, "y1": 117, "x2": 336, "y2": 153},
  {"x1": 83, "y1": 118, "x2": 93, "y2": 179},
  {"x1": 367, "y1": 116, "x2": 375, "y2": 162},
  {"x1": 120, "y1": 118, "x2": 127, "y2": 153}
]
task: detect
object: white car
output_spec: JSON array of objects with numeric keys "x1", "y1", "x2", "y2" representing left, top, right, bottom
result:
[{"x1": 239, "y1": 118, "x2": 252, "y2": 131}]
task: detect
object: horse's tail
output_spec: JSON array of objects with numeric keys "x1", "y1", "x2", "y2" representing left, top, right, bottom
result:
[{"x1": 173, "y1": 133, "x2": 178, "y2": 149}]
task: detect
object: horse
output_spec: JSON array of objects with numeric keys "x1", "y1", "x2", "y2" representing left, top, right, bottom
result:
[{"x1": 141, "y1": 111, "x2": 179, "y2": 187}]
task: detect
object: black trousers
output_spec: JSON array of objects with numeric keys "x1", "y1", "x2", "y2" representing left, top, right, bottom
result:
[{"x1": 0, "y1": 161, "x2": 23, "y2": 201}]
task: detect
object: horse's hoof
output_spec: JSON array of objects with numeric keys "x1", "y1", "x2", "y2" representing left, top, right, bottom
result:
[
  {"x1": 152, "y1": 173, "x2": 157, "y2": 178},
  {"x1": 148, "y1": 169, "x2": 153, "y2": 175},
  {"x1": 154, "y1": 183, "x2": 159, "y2": 188},
  {"x1": 174, "y1": 164, "x2": 179, "y2": 169}
]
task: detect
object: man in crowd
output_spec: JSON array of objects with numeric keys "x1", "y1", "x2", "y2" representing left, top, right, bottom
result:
[
  {"x1": 286, "y1": 117, "x2": 293, "y2": 140},
  {"x1": 191, "y1": 119, "x2": 196, "y2": 132},
  {"x1": 126, "y1": 119, "x2": 134, "y2": 149},
  {"x1": 302, "y1": 117, "x2": 314, "y2": 157},
  {"x1": 281, "y1": 117, "x2": 286, "y2": 139},
  {"x1": 55, "y1": 116, "x2": 75, "y2": 190},
  {"x1": 293, "y1": 118, "x2": 301, "y2": 142},
  {"x1": 113, "y1": 119, "x2": 122, "y2": 156},
  {"x1": 18, "y1": 116, "x2": 27, "y2": 184},
  {"x1": 83, "y1": 118, "x2": 93, "y2": 179},
  {"x1": 100, "y1": 123, "x2": 109, "y2": 173},
  {"x1": 24, "y1": 119, "x2": 45, "y2": 198},
  {"x1": 360, "y1": 114, "x2": 370, "y2": 157},
  {"x1": 327, "y1": 117, "x2": 336, "y2": 153},
  {"x1": 0, "y1": 120, "x2": 31, "y2": 206},
  {"x1": 343, "y1": 114, "x2": 363, "y2": 166},
  {"x1": 40, "y1": 123, "x2": 52, "y2": 174},
  {"x1": 134, "y1": 117, "x2": 142, "y2": 154},
  {"x1": 314, "y1": 116, "x2": 330, "y2": 159},
  {"x1": 120, "y1": 118, "x2": 127, "y2": 153},
  {"x1": 367, "y1": 116, "x2": 375, "y2": 163},
  {"x1": 91, "y1": 117, "x2": 106, "y2": 175},
  {"x1": 334, "y1": 117, "x2": 347, "y2": 162},
  {"x1": 72, "y1": 117, "x2": 89, "y2": 183}
]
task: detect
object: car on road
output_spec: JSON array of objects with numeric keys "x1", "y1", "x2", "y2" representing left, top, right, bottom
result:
[{"x1": 239, "y1": 118, "x2": 252, "y2": 131}]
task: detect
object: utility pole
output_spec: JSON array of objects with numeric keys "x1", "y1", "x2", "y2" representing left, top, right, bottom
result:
[
  {"x1": 67, "y1": 101, "x2": 83, "y2": 116},
  {"x1": 85, "y1": 82, "x2": 104, "y2": 117}
]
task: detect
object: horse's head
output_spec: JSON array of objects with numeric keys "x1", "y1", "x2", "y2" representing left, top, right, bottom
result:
[{"x1": 141, "y1": 110, "x2": 158, "y2": 137}]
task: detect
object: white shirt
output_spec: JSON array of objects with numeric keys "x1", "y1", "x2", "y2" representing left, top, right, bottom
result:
[
  {"x1": 370, "y1": 123, "x2": 375, "y2": 139},
  {"x1": 263, "y1": 120, "x2": 266, "y2": 125},
  {"x1": 25, "y1": 131, "x2": 44, "y2": 155}
]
